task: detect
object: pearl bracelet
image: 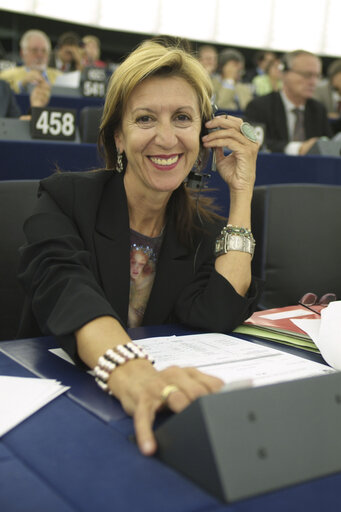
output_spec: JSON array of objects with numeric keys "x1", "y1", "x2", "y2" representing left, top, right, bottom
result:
[{"x1": 94, "y1": 342, "x2": 154, "y2": 394}]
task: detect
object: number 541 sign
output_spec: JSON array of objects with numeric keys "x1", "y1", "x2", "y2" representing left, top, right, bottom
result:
[{"x1": 30, "y1": 107, "x2": 77, "y2": 141}]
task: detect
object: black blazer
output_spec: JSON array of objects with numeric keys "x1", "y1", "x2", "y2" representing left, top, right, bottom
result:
[
  {"x1": 244, "y1": 91, "x2": 333, "y2": 153},
  {"x1": 18, "y1": 170, "x2": 260, "y2": 360}
]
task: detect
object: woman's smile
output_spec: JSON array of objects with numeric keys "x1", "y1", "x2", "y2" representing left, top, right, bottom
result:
[{"x1": 148, "y1": 154, "x2": 183, "y2": 170}]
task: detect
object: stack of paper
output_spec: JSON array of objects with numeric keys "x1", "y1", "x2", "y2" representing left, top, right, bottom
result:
[
  {"x1": 136, "y1": 332, "x2": 333, "y2": 388},
  {"x1": 0, "y1": 376, "x2": 69, "y2": 437},
  {"x1": 233, "y1": 306, "x2": 321, "y2": 352}
]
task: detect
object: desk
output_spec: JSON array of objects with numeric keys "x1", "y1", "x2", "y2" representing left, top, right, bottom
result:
[
  {"x1": 1, "y1": 140, "x2": 341, "y2": 217},
  {"x1": 0, "y1": 140, "x2": 103, "y2": 180},
  {"x1": 15, "y1": 93, "x2": 104, "y2": 122},
  {"x1": 1, "y1": 327, "x2": 341, "y2": 512}
]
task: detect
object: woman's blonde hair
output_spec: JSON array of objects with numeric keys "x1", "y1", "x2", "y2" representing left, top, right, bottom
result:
[{"x1": 99, "y1": 39, "x2": 213, "y2": 169}]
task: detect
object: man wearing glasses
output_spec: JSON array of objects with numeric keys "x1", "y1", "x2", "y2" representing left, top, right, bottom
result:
[
  {"x1": 0, "y1": 30, "x2": 61, "y2": 97},
  {"x1": 245, "y1": 50, "x2": 332, "y2": 154}
]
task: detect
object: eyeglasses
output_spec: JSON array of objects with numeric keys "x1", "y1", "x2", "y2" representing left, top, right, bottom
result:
[
  {"x1": 289, "y1": 69, "x2": 322, "y2": 80},
  {"x1": 26, "y1": 47, "x2": 49, "y2": 55},
  {"x1": 298, "y1": 292, "x2": 337, "y2": 315}
]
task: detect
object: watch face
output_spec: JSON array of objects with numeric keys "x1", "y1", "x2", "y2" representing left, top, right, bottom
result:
[
  {"x1": 215, "y1": 231, "x2": 255, "y2": 258},
  {"x1": 228, "y1": 235, "x2": 243, "y2": 251}
]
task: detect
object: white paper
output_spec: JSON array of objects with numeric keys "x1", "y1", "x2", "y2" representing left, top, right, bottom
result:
[
  {"x1": 137, "y1": 332, "x2": 334, "y2": 387},
  {"x1": 54, "y1": 70, "x2": 81, "y2": 87},
  {"x1": 293, "y1": 301, "x2": 341, "y2": 370},
  {"x1": 260, "y1": 308, "x2": 316, "y2": 321},
  {"x1": 0, "y1": 377, "x2": 69, "y2": 437},
  {"x1": 138, "y1": 333, "x2": 280, "y2": 370}
]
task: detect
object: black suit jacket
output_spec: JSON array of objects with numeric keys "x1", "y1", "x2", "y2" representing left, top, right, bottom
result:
[
  {"x1": 244, "y1": 91, "x2": 333, "y2": 153},
  {"x1": 18, "y1": 170, "x2": 260, "y2": 360},
  {"x1": 0, "y1": 79, "x2": 21, "y2": 118}
]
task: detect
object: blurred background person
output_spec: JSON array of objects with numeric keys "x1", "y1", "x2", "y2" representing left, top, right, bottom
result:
[
  {"x1": 243, "y1": 49, "x2": 276, "y2": 83},
  {"x1": 252, "y1": 56, "x2": 283, "y2": 96},
  {"x1": 245, "y1": 50, "x2": 332, "y2": 154},
  {"x1": 314, "y1": 59, "x2": 341, "y2": 120},
  {"x1": 82, "y1": 35, "x2": 107, "y2": 68},
  {"x1": 197, "y1": 44, "x2": 218, "y2": 77},
  {"x1": 212, "y1": 48, "x2": 253, "y2": 111},
  {"x1": 50, "y1": 31, "x2": 84, "y2": 72},
  {"x1": 0, "y1": 29, "x2": 60, "y2": 94}
]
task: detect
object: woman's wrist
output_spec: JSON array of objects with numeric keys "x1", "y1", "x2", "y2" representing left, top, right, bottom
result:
[
  {"x1": 76, "y1": 315, "x2": 132, "y2": 369},
  {"x1": 228, "y1": 207, "x2": 252, "y2": 231},
  {"x1": 94, "y1": 342, "x2": 155, "y2": 394}
]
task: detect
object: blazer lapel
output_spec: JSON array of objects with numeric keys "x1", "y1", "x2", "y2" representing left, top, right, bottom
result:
[{"x1": 94, "y1": 174, "x2": 131, "y2": 324}]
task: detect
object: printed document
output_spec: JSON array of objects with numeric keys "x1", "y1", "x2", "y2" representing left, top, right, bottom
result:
[{"x1": 136, "y1": 333, "x2": 335, "y2": 387}]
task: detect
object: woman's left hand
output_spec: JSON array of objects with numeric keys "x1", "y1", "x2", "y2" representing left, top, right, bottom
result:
[{"x1": 202, "y1": 115, "x2": 259, "y2": 194}]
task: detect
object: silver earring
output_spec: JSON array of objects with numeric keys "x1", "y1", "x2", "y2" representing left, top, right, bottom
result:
[{"x1": 116, "y1": 151, "x2": 124, "y2": 173}]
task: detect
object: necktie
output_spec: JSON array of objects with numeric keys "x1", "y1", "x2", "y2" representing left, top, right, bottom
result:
[{"x1": 292, "y1": 108, "x2": 305, "y2": 141}]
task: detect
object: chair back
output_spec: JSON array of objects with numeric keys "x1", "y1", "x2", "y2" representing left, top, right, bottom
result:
[
  {"x1": 252, "y1": 183, "x2": 341, "y2": 309},
  {"x1": 0, "y1": 180, "x2": 39, "y2": 340},
  {"x1": 79, "y1": 106, "x2": 103, "y2": 143}
]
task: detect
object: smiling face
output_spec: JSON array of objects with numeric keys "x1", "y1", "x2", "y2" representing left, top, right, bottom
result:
[{"x1": 114, "y1": 75, "x2": 202, "y2": 200}]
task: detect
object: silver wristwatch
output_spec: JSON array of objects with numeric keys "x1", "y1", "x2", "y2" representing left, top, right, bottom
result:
[{"x1": 215, "y1": 226, "x2": 256, "y2": 258}]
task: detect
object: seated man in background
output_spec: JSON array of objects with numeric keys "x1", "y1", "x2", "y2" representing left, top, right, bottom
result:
[
  {"x1": 82, "y1": 35, "x2": 107, "y2": 68},
  {"x1": 0, "y1": 30, "x2": 60, "y2": 94},
  {"x1": 314, "y1": 59, "x2": 341, "y2": 120},
  {"x1": 245, "y1": 50, "x2": 332, "y2": 154},
  {"x1": 212, "y1": 48, "x2": 253, "y2": 111},
  {"x1": 50, "y1": 32, "x2": 84, "y2": 72}
]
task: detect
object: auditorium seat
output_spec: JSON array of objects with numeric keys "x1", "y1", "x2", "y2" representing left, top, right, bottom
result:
[
  {"x1": 79, "y1": 105, "x2": 103, "y2": 143},
  {"x1": 251, "y1": 183, "x2": 341, "y2": 309},
  {"x1": 0, "y1": 180, "x2": 39, "y2": 341}
]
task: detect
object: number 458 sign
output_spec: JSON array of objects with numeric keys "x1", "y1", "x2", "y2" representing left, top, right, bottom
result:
[{"x1": 31, "y1": 107, "x2": 76, "y2": 141}]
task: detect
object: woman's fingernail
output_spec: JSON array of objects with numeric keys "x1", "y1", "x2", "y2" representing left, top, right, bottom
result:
[{"x1": 141, "y1": 440, "x2": 155, "y2": 455}]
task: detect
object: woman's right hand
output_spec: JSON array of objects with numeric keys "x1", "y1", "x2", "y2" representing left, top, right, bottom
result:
[
  {"x1": 76, "y1": 316, "x2": 224, "y2": 455},
  {"x1": 109, "y1": 359, "x2": 224, "y2": 455}
]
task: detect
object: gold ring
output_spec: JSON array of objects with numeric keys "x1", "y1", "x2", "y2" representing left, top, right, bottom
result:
[{"x1": 160, "y1": 385, "x2": 180, "y2": 404}]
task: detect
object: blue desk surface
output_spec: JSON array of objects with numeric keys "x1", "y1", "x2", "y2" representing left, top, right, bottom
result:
[
  {"x1": 0, "y1": 139, "x2": 103, "y2": 180},
  {"x1": 15, "y1": 93, "x2": 104, "y2": 121},
  {"x1": 2, "y1": 140, "x2": 340, "y2": 183},
  {"x1": 1, "y1": 327, "x2": 341, "y2": 512},
  {"x1": 1, "y1": 139, "x2": 341, "y2": 219}
]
